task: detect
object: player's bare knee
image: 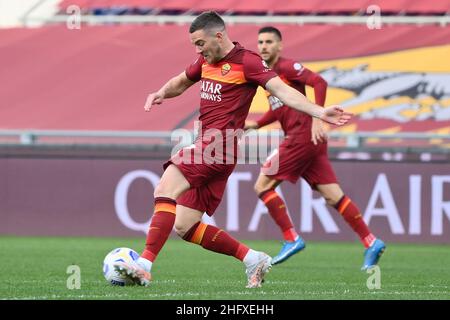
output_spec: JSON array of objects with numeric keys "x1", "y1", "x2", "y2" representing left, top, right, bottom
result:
[
  {"x1": 323, "y1": 195, "x2": 339, "y2": 207},
  {"x1": 253, "y1": 182, "x2": 262, "y2": 194},
  {"x1": 325, "y1": 198, "x2": 336, "y2": 207},
  {"x1": 174, "y1": 222, "x2": 188, "y2": 238},
  {"x1": 153, "y1": 183, "x2": 165, "y2": 198},
  {"x1": 254, "y1": 180, "x2": 268, "y2": 195},
  {"x1": 154, "y1": 181, "x2": 176, "y2": 199}
]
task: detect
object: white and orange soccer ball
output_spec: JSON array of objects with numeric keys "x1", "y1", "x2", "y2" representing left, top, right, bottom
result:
[{"x1": 103, "y1": 247, "x2": 139, "y2": 286}]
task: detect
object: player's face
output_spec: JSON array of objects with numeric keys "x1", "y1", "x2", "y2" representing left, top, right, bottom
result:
[
  {"x1": 258, "y1": 32, "x2": 282, "y2": 65},
  {"x1": 190, "y1": 29, "x2": 223, "y2": 64}
]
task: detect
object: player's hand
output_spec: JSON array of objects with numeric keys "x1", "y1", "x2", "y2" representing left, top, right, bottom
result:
[
  {"x1": 311, "y1": 117, "x2": 328, "y2": 145},
  {"x1": 244, "y1": 120, "x2": 259, "y2": 131},
  {"x1": 320, "y1": 105, "x2": 352, "y2": 126},
  {"x1": 144, "y1": 92, "x2": 164, "y2": 112}
]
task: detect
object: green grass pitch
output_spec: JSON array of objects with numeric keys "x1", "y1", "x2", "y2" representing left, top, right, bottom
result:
[{"x1": 0, "y1": 236, "x2": 449, "y2": 300}]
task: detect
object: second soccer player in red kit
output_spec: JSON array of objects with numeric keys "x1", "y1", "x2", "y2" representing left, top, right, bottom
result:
[
  {"x1": 245, "y1": 26, "x2": 385, "y2": 268},
  {"x1": 114, "y1": 12, "x2": 352, "y2": 288}
]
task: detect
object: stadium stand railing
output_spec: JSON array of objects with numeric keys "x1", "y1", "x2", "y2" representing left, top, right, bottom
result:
[
  {"x1": 1, "y1": 129, "x2": 449, "y2": 163},
  {"x1": 1, "y1": 129, "x2": 449, "y2": 149}
]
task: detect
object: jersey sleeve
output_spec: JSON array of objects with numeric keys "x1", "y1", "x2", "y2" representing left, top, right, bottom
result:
[
  {"x1": 185, "y1": 55, "x2": 204, "y2": 82},
  {"x1": 256, "y1": 109, "x2": 277, "y2": 128},
  {"x1": 243, "y1": 51, "x2": 278, "y2": 88},
  {"x1": 282, "y1": 61, "x2": 328, "y2": 106},
  {"x1": 298, "y1": 67, "x2": 328, "y2": 106}
]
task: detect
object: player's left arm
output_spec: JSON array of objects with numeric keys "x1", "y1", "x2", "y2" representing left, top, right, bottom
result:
[{"x1": 243, "y1": 52, "x2": 351, "y2": 125}]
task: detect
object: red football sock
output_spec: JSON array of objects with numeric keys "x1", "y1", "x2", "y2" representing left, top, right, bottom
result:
[
  {"x1": 183, "y1": 222, "x2": 249, "y2": 261},
  {"x1": 141, "y1": 197, "x2": 176, "y2": 262},
  {"x1": 259, "y1": 189, "x2": 298, "y2": 242},
  {"x1": 335, "y1": 195, "x2": 375, "y2": 248}
]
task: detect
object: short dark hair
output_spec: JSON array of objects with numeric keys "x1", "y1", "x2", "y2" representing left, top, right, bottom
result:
[
  {"x1": 258, "y1": 26, "x2": 282, "y2": 40},
  {"x1": 189, "y1": 11, "x2": 225, "y2": 33}
]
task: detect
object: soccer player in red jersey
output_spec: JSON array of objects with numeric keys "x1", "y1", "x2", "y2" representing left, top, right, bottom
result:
[
  {"x1": 114, "y1": 13, "x2": 352, "y2": 288},
  {"x1": 245, "y1": 26, "x2": 385, "y2": 268}
]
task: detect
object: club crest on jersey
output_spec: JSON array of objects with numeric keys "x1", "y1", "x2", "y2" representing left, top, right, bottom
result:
[
  {"x1": 293, "y1": 62, "x2": 302, "y2": 70},
  {"x1": 221, "y1": 63, "x2": 231, "y2": 76}
]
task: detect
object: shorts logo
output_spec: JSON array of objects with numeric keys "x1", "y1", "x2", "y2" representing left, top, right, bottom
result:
[{"x1": 221, "y1": 63, "x2": 231, "y2": 76}]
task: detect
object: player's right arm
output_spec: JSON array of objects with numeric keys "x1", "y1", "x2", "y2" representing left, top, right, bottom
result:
[
  {"x1": 294, "y1": 66, "x2": 328, "y2": 145},
  {"x1": 265, "y1": 76, "x2": 351, "y2": 125},
  {"x1": 245, "y1": 109, "x2": 277, "y2": 130},
  {"x1": 144, "y1": 71, "x2": 195, "y2": 111}
]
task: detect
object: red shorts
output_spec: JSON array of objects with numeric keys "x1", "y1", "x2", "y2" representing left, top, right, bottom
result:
[
  {"x1": 261, "y1": 136, "x2": 338, "y2": 188},
  {"x1": 163, "y1": 142, "x2": 236, "y2": 216}
]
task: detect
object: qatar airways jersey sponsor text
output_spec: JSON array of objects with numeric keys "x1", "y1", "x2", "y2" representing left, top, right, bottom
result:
[{"x1": 200, "y1": 80, "x2": 222, "y2": 102}]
